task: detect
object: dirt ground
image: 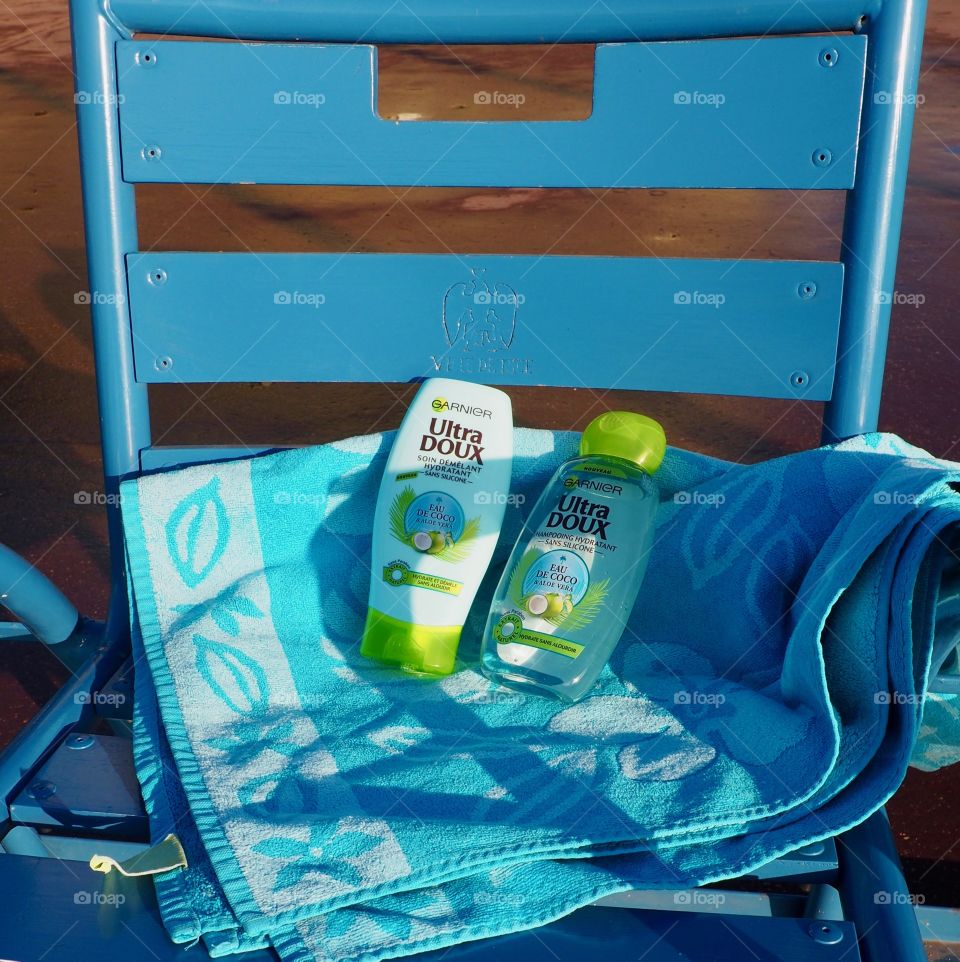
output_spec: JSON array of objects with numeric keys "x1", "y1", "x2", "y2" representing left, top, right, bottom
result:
[{"x1": 1, "y1": 0, "x2": 960, "y2": 910}]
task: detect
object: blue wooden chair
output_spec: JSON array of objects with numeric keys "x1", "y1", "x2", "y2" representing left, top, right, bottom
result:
[{"x1": 0, "y1": 0, "x2": 947, "y2": 959}]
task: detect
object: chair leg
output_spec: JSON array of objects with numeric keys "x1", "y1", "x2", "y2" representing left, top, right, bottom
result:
[{"x1": 836, "y1": 809, "x2": 926, "y2": 962}]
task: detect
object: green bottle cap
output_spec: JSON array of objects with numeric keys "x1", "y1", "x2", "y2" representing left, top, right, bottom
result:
[
  {"x1": 579, "y1": 411, "x2": 667, "y2": 474},
  {"x1": 360, "y1": 608, "x2": 461, "y2": 676}
]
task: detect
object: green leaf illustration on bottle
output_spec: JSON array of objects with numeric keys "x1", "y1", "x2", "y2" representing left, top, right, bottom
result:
[
  {"x1": 388, "y1": 484, "x2": 480, "y2": 563},
  {"x1": 507, "y1": 548, "x2": 608, "y2": 631}
]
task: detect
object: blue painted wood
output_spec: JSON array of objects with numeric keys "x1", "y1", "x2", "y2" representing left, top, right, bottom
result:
[
  {"x1": 108, "y1": 0, "x2": 873, "y2": 44},
  {"x1": 116, "y1": 36, "x2": 866, "y2": 189},
  {"x1": 9, "y1": 733, "x2": 147, "y2": 840},
  {"x1": 126, "y1": 252, "x2": 843, "y2": 399}
]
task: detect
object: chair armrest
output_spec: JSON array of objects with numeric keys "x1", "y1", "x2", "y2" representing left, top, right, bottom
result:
[{"x1": 0, "y1": 542, "x2": 79, "y2": 645}]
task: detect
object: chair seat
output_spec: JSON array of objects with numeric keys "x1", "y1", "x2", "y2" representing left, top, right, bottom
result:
[{"x1": 0, "y1": 852, "x2": 859, "y2": 962}]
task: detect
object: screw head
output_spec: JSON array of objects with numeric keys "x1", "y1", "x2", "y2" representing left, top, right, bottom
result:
[
  {"x1": 27, "y1": 780, "x2": 57, "y2": 800},
  {"x1": 813, "y1": 148, "x2": 833, "y2": 168},
  {"x1": 798, "y1": 281, "x2": 818, "y2": 300},
  {"x1": 136, "y1": 49, "x2": 158, "y2": 68},
  {"x1": 790, "y1": 370, "x2": 810, "y2": 389},
  {"x1": 142, "y1": 144, "x2": 162, "y2": 162},
  {"x1": 798, "y1": 841, "x2": 825, "y2": 857},
  {"x1": 147, "y1": 267, "x2": 167, "y2": 286},
  {"x1": 66, "y1": 733, "x2": 95, "y2": 750},
  {"x1": 154, "y1": 355, "x2": 173, "y2": 372},
  {"x1": 819, "y1": 47, "x2": 839, "y2": 68},
  {"x1": 809, "y1": 922, "x2": 843, "y2": 945}
]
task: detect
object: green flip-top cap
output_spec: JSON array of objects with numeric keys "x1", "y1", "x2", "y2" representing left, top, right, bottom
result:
[
  {"x1": 360, "y1": 609, "x2": 461, "y2": 676},
  {"x1": 580, "y1": 411, "x2": 667, "y2": 474}
]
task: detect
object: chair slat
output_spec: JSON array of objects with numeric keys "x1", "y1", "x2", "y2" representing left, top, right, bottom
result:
[
  {"x1": 116, "y1": 36, "x2": 866, "y2": 189},
  {"x1": 108, "y1": 0, "x2": 871, "y2": 45},
  {"x1": 127, "y1": 252, "x2": 843, "y2": 399}
]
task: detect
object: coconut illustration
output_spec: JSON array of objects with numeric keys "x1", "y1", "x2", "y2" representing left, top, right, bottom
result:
[
  {"x1": 411, "y1": 531, "x2": 434, "y2": 552},
  {"x1": 544, "y1": 592, "x2": 566, "y2": 617},
  {"x1": 526, "y1": 593, "x2": 549, "y2": 616},
  {"x1": 427, "y1": 531, "x2": 449, "y2": 554}
]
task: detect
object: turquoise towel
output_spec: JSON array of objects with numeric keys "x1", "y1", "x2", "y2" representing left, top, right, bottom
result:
[{"x1": 121, "y1": 428, "x2": 960, "y2": 962}]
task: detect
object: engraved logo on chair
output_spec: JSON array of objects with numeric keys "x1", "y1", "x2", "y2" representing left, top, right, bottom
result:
[{"x1": 434, "y1": 268, "x2": 532, "y2": 378}]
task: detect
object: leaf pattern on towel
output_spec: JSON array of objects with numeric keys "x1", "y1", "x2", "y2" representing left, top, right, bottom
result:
[
  {"x1": 253, "y1": 823, "x2": 383, "y2": 892},
  {"x1": 194, "y1": 633, "x2": 269, "y2": 714},
  {"x1": 166, "y1": 476, "x2": 230, "y2": 588}
]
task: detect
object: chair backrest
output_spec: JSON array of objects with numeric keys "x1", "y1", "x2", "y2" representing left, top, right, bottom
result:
[{"x1": 68, "y1": 0, "x2": 927, "y2": 626}]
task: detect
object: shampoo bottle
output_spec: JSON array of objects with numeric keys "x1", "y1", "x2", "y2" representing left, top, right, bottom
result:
[
  {"x1": 362, "y1": 378, "x2": 513, "y2": 676},
  {"x1": 480, "y1": 412, "x2": 665, "y2": 702}
]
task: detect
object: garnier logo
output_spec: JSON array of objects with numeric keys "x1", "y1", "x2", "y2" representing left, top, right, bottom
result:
[
  {"x1": 564, "y1": 475, "x2": 622, "y2": 495},
  {"x1": 431, "y1": 397, "x2": 492, "y2": 419}
]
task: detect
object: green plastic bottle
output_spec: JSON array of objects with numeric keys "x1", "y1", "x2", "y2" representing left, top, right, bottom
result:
[{"x1": 480, "y1": 412, "x2": 666, "y2": 702}]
